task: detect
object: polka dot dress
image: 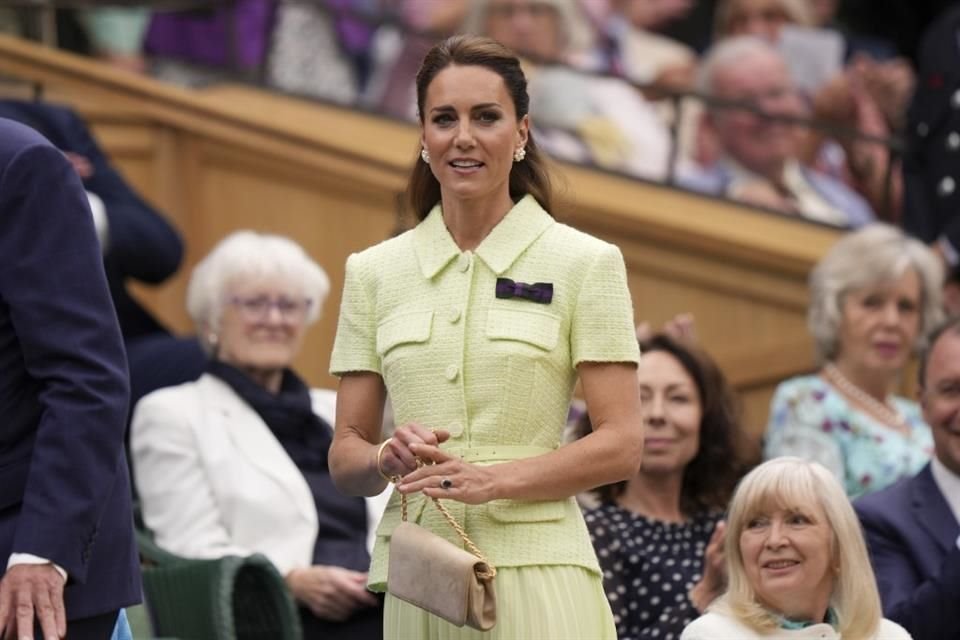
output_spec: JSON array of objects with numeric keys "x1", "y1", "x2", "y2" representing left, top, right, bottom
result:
[{"x1": 584, "y1": 503, "x2": 722, "y2": 640}]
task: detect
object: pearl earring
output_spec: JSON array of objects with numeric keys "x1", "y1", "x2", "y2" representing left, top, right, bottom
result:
[
  {"x1": 207, "y1": 332, "x2": 218, "y2": 346},
  {"x1": 514, "y1": 147, "x2": 526, "y2": 162},
  {"x1": 420, "y1": 148, "x2": 430, "y2": 164}
]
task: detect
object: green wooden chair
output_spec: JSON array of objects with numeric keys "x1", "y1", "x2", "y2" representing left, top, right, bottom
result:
[{"x1": 135, "y1": 509, "x2": 303, "y2": 640}]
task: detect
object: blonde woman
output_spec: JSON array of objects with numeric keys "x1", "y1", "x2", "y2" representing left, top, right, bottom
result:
[{"x1": 682, "y1": 457, "x2": 911, "y2": 639}]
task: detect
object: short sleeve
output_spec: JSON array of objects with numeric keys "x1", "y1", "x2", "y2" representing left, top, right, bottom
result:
[
  {"x1": 329, "y1": 253, "x2": 380, "y2": 376},
  {"x1": 571, "y1": 243, "x2": 640, "y2": 367}
]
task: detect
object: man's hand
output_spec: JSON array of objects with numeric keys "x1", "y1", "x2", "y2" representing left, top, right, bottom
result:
[{"x1": 0, "y1": 564, "x2": 66, "y2": 640}]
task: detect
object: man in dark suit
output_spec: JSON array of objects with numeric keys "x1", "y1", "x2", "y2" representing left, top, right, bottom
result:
[
  {"x1": 0, "y1": 99, "x2": 206, "y2": 408},
  {"x1": 855, "y1": 316, "x2": 960, "y2": 640},
  {"x1": 0, "y1": 118, "x2": 140, "y2": 636}
]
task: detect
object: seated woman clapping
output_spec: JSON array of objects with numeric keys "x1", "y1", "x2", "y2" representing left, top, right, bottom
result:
[
  {"x1": 682, "y1": 457, "x2": 911, "y2": 640},
  {"x1": 130, "y1": 231, "x2": 386, "y2": 640},
  {"x1": 578, "y1": 334, "x2": 750, "y2": 639}
]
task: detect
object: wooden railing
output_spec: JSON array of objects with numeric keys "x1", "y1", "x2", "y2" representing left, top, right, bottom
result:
[{"x1": 0, "y1": 35, "x2": 843, "y2": 444}]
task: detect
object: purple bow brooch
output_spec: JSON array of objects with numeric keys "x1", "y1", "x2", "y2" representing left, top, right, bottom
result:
[{"x1": 495, "y1": 277, "x2": 553, "y2": 304}]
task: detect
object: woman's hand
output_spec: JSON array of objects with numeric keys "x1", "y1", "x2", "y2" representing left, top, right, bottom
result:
[
  {"x1": 285, "y1": 566, "x2": 378, "y2": 621},
  {"x1": 378, "y1": 423, "x2": 450, "y2": 479},
  {"x1": 689, "y1": 521, "x2": 728, "y2": 612},
  {"x1": 396, "y1": 444, "x2": 498, "y2": 505}
]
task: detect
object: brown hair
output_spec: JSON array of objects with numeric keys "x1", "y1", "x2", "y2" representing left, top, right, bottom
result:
[
  {"x1": 576, "y1": 334, "x2": 749, "y2": 515},
  {"x1": 407, "y1": 34, "x2": 553, "y2": 221}
]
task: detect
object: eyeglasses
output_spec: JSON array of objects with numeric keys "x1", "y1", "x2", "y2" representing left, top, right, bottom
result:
[{"x1": 228, "y1": 295, "x2": 313, "y2": 321}]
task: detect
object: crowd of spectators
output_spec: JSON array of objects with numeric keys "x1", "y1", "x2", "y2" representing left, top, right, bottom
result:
[
  {"x1": 5, "y1": 2, "x2": 960, "y2": 639},
  {"x1": 1, "y1": 0, "x2": 951, "y2": 231}
]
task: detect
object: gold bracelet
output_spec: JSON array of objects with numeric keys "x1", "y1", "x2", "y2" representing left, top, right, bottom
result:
[{"x1": 376, "y1": 438, "x2": 395, "y2": 483}]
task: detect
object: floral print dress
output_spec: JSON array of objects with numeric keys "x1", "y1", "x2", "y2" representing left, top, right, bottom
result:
[{"x1": 765, "y1": 374, "x2": 933, "y2": 499}]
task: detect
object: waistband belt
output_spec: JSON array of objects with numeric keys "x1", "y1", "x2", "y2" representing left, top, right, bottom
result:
[{"x1": 442, "y1": 445, "x2": 555, "y2": 464}]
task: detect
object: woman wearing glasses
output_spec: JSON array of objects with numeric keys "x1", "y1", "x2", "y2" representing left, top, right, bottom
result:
[{"x1": 130, "y1": 231, "x2": 387, "y2": 640}]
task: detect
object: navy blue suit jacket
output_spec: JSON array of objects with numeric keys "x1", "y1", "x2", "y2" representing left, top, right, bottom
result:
[
  {"x1": 0, "y1": 118, "x2": 141, "y2": 618},
  {"x1": 0, "y1": 100, "x2": 207, "y2": 406},
  {"x1": 855, "y1": 464, "x2": 960, "y2": 640},
  {"x1": 0, "y1": 99, "x2": 183, "y2": 340}
]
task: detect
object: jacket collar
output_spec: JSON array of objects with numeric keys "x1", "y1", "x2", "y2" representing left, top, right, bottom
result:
[
  {"x1": 197, "y1": 374, "x2": 318, "y2": 525},
  {"x1": 413, "y1": 194, "x2": 554, "y2": 279},
  {"x1": 911, "y1": 463, "x2": 960, "y2": 553}
]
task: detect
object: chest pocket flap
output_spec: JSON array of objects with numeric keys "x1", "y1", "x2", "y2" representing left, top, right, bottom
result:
[
  {"x1": 486, "y1": 308, "x2": 560, "y2": 351},
  {"x1": 376, "y1": 310, "x2": 434, "y2": 357}
]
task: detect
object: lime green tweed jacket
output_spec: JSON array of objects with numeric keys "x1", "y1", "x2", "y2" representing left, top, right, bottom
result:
[{"x1": 330, "y1": 195, "x2": 639, "y2": 590}]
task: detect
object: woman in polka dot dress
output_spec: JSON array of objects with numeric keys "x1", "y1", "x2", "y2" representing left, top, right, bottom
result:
[{"x1": 578, "y1": 334, "x2": 751, "y2": 640}]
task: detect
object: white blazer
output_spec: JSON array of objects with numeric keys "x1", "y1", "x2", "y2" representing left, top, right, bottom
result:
[
  {"x1": 130, "y1": 373, "x2": 389, "y2": 576},
  {"x1": 681, "y1": 611, "x2": 912, "y2": 640}
]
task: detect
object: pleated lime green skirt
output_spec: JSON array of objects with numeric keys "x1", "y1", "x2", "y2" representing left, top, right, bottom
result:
[{"x1": 384, "y1": 565, "x2": 616, "y2": 640}]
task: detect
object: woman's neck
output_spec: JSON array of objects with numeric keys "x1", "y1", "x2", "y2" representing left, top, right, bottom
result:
[
  {"x1": 770, "y1": 595, "x2": 831, "y2": 628},
  {"x1": 616, "y1": 471, "x2": 686, "y2": 523},
  {"x1": 829, "y1": 357, "x2": 892, "y2": 402},
  {"x1": 440, "y1": 190, "x2": 515, "y2": 251}
]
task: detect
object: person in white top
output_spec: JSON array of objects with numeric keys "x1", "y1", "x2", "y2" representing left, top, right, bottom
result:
[
  {"x1": 855, "y1": 317, "x2": 960, "y2": 640},
  {"x1": 682, "y1": 457, "x2": 911, "y2": 639}
]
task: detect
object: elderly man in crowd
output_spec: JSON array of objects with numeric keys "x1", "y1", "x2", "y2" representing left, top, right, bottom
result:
[
  {"x1": 680, "y1": 35, "x2": 875, "y2": 227},
  {"x1": 855, "y1": 317, "x2": 960, "y2": 640}
]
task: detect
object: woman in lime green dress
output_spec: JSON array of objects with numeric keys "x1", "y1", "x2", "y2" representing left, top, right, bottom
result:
[{"x1": 329, "y1": 34, "x2": 643, "y2": 639}]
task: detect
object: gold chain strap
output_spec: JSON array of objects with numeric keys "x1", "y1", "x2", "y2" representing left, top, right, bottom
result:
[{"x1": 392, "y1": 461, "x2": 497, "y2": 579}]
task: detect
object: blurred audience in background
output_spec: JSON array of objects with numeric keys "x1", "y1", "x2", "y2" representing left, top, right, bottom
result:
[
  {"x1": 8, "y1": 0, "x2": 948, "y2": 232},
  {"x1": 765, "y1": 224, "x2": 943, "y2": 498},
  {"x1": 265, "y1": 0, "x2": 381, "y2": 104},
  {"x1": 578, "y1": 0, "x2": 697, "y2": 88},
  {"x1": 463, "y1": 0, "x2": 672, "y2": 179},
  {"x1": 77, "y1": 7, "x2": 151, "y2": 73},
  {"x1": 680, "y1": 36, "x2": 876, "y2": 227},
  {"x1": 713, "y1": 0, "x2": 813, "y2": 44},
  {"x1": 363, "y1": 0, "x2": 470, "y2": 119},
  {"x1": 712, "y1": 0, "x2": 913, "y2": 221},
  {"x1": 903, "y1": 3, "x2": 960, "y2": 317}
]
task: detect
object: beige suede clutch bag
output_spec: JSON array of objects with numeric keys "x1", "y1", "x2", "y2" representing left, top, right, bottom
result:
[{"x1": 387, "y1": 487, "x2": 497, "y2": 630}]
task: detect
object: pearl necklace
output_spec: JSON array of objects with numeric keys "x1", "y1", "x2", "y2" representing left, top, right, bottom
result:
[{"x1": 822, "y1": 363, "x2": 910, "y2": 435}]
